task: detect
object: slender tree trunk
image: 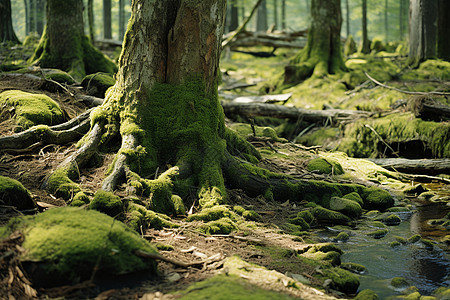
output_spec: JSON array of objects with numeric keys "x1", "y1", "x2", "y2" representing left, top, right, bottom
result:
[
  {"x1": 345, "y1": 0, "x2": 350, "y2": 37},
  {"x1": 35, "y1": 0, "x2": 45, "y2": 36},
  {"x1": 118, "y1": 0, "x2": 125, "y2": 39},
  {"x1": 360, "y1": 0, "x2": 370, "y2": 53},
  {"x1": 29, "y1": 0, "x2": 36, "y2": 34},
  {"x1": 437, "y1": 0, "x2": 450, "y2": 61},
  {"x1": 88, "y1": 0, "x2": 95, "y2": 42},
  {"x1": 103, "y1": 0, "x2": 111, "y2": 39},
  {"x1": 229, "y1": 0, "x2": 239, "y2": 31},
  {"x1": 273, "y1": 0, "x2": 278, "y2": 30},
  {"x1": 24, "y1": 0, "x2": 30, "y2": 35},
  {"x1": 400, "y1": 0, "x2": 404, "y2": 39},
  {"x1": 305, "y1": 0, "x2": 310, "y2": 12},
  {"x1": 0, "y1": 0, "x2": 21, "y2": 43},
  {"x1": 281, "y1": 0, "x2": 286, "y2": 30},
  {"x1": 384, "y1": 0, "x2": 388, "y2": 42},
  {"x1": 30, "y1": 0, "x2": 116, "y2": 80},
  {"x1": 408, "y1": 0, "x2": 437, "y2": 65},
  {"x1": 285, "y1": 0, "x2": 346, "y2": 84},
  {"x1": 256, "y1": 0, "x2": 267, "y2": 31}
]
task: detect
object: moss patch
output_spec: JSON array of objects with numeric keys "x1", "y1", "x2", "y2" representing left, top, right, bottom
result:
[
  {"x1": 90, "y1": 190, "x2": 124, "y2": 218},
  {"x1": 228, "y1": 123, "x2": 287, "y2": 143},
  {"x1": 307, "y1": 157, "x2": 344, "y2": 175},
  {"x1": 0, "y1": 176, "x2": 35, "y2": 210},
  {"x1": 0, "y1": 90, "x2": 65, "y2": 132},
  {"x1": 323, "y1": 267, "x2": 359, "y2": 294},
  {"x1": 81, "y1": 72, "x2": 115, "y2": 97},
  {"x1": 17, "y1": 207, "x2": 157, "y2": 286},
  {"x1": 312, "y1": 206, "x2": 351, "y2": 225}
]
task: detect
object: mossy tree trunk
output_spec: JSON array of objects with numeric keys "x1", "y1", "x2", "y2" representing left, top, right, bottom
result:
[
  {"x1": 0, "y1": 0, "x2": 21, "y2": 44},
  {"x1": 30, "y1": 0, "x2": 117, "y2": 80},
  {"x1": 284, "y1": 0, "x2": 346, "y2": 84},
  {"x1": 408, "y1": 0, "x2": 437, "y2": 66}
]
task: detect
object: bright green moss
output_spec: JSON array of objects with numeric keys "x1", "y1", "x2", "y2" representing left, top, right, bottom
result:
[
  {"x1": 323, "y1": 267, "x2": 359, "y2": 294},
  {"x1": 363, "y1": 187, "x2": 394, "y2": 211},
  {"x1": 321, "y1": 196, "x2": 362, "y2": 219},
  {"x1": 70, "y1": 200, "x2": 86, "y2": 207},
  {"x1": 383, "y1": 214, "x2": 401, "y2": 226},
  {"x1": 344, "y1": 35, "x2": 357, "y2": 56},
  {"x1": 0, "y1": 175, "x2": 35, "y2": 210},
  {"x1": 233, "y1": 205, "x2": 245, "y2": 215},
  {"x1": 391, "y1": 277, "x2": 410, "y2": 288},
  {"x1": 394, "y1": 236, "x2": 407, "y2": 244},
  {"x1": 302, "y1": 249, "x2": 341, "y2": 266},
  {"x1": 72, "y1": 191, "x2": 89, "y2": 204},
  {"x1": 336, "y1": 231, "x2": 350, "y2": 242},
  {"x1": 46, "y1": 163, "x2": 81, "y2": 200},
  {"x1": 288, "y1": 216, "x2": 310, "y2": 231},
  {"x1": 90, "y1": 190, "x2": 124, "y2": 218},
  {"x1": 297, "y1": 210, "x2": 314, "y2": 223},
  {"x1": 433, "y1": 287, "x2": 450, "y2": 299},
  {"x1": 198, "y1": 217, "x2": 237, "y2": 235},
  {"x1": 154, "y1": 243, "x2": 174, "y2": 251},
  {"x1": 307, "y1": 157, "x2": 344, "y2": 175},
  {"x1": 0, "y1": 90, "x2": 65, "y2": 131},
  {"x1": 390, "y1": 241, "x2": 401, "y2": 247},
  {"x1": 367, "y1": 229, "x2": 389, "y2": 239},
  {"x1": 171, "y1": 195, "x2": 186, "y2": 215},
  {"x1": 354, "y1": 289, "x2": 379, "y2": 300},
  {"x1": 401, "y1": 60, "x2": 450, "y2": 81},
  {"x1": 186, "y1": 205, "x2": 237, "y2": 222},
  {"x1": 311, "y1": 206, "x2": 351, "y2": 225},
  {"x1": 44, "y1": 69, "x2": 75, "y2": 84},
  {"x1": 20, "y1": 207, "x2": 157, "y2": 284},
  {"x1": 228, "y1": 123, "x2": 287, "y2": 143},
  {"x1": 242, "y1": 210, "x2": 261, "y2": 221},
  {"x1": 341, "y1": 262, "x2": 366, "y2": 274},
  {"x1": 81, "y1": 72, "x2": 115, "y2": 97},
  {"x1": 342, "y1": 192, "x2": 364, "y2": 206}
]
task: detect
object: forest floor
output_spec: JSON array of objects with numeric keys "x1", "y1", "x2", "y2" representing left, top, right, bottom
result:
[{"x1": 1, "y1": 43, "x2": 450, "y2": 299}]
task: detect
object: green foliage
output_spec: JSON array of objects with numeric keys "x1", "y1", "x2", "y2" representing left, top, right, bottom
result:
[
  {"x1": 0, "y1": 176, "x2": 35, "y2": 210},
  {"x1": 19, "y1": 207, "x2": 157, "y2": 284},
  {"x1": 0, "y1": 90, "x2": 65, "y2": 132},
  {"x1": 90, "y1": 190, "x2": 124, "y2": 218}
]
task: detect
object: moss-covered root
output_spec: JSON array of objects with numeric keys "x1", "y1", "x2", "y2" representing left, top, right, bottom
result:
[
  {"x1": 43, "y1": 122, "x2": 105, "y2": 200},
  {"x1": 0, "y1": 176, "x2": 36, "y2": 210}
]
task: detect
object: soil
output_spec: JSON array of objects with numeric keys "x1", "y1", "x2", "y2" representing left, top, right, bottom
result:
[{"x1": 0, "y1": 70, "x2": 340, "y2": 299}]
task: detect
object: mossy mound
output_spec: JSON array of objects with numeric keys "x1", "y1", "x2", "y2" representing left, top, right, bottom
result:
[
  {"x1": 301, "y1": 243, "x2": 343, "y2": 267},
  {"x1": 198, "y1": 217, "x2": 237, "y2": 235},
  {"x1": 11, "y1": 207, "x2": 157, "y2": 286},
  {"x1": 0, "y1": 176, "x2": 36, "y2": 210},
  {"x1": 390, "y1": 277, "x2": 410, "y2": 289},
  {"x1": 354, "y1": 289, "x2": 379, "y2": 300},
  {"x1": 383, "y1": 214, "x2": 401, "y2": 226},
  {"x1": 323, "y1": 267, "x2": 359, "y2": 294},
  {"x1": 0, "y1": 90, "x2": 65, "y2": 132},
  {"x1": 44, "y1": 69, "x2": 75, "y2": 84},
  {"x1": 312, "y1": 206, "x2": 351, "y2": 225},
  {"x1": 321, "y1": 197, "x2": 362, "y2": 219},
  {"x1": 335, "y1": 232, "x2": 350, "y2": 242},
  {"x1": 342, "y1": 192, "x2": 364, "y2": 206},
  {"x1": 367, "y1": 229, "x2": 389, "y2": 239},
  {"x1": 341, "y1": 262, "x2": 366, "y2": 274},
  {"x1": 362, "y1": 187, "x2": 394, "y2": 211},
  {"x1": 81, "y1": 72, "x2": 115, "y2": 97},
  {"x1": 89, "y1": 190, "x2": 124, "y2": 218},
  {"x1": 289, "y1": 210, "x2": 315, "y2": 231},
  {"x1": 401, "y1": 59, "x2": 450, "y2": 81},
  {"x1": 307, "y1": 157, "x2": 344, "y2": 175},
  {"x1": 228, "y1": 123, "x2": 287, "y2": 143}
]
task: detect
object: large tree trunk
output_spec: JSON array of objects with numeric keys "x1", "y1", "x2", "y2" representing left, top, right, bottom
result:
[
  {"x1": 256, "y1": 0, "x2": 267, "y2": 31},
  {"x1": 284, "y1": 0, "x2": 346, "y2": 84},
  {"x1": 0, "y1": 0, "x2": 21, "y2": 43},
  {"x1": 29, "y1": 0, "x2": 117, "y2": 80},
  {"x1": 103, "y1": 0, "x2": 112, "y2": 39},
  {"x1": 408, "y1": 0, "x2": 437, "y2": 66},
  {"x1": 437, "y1": 0, "x2": 450, "y2": 61},
  {"x1": 360, "y1": 0, "x2": 370, "y2": 54}
]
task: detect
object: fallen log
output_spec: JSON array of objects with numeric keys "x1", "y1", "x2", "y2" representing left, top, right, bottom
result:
[
  {"x1": 368, "y1": 158, "x2": 450, "y2": 176},
  {"x1": 222, "y1": 102, "x2": 372, "y2": 124},
  {"x1": 408, "y1": 96, "x2": 450, "y2": 121},
  {"x1": 225, "y1": 30, "x2": 307, "y2": 49}
]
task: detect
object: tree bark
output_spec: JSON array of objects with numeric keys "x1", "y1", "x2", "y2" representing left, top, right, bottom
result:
[
  {"x1": 437, "y1": 0, "x2": 450, "y2": 61},
  {"x1": 0, "y1": 0, "x2": 21, "y2": 43},
  {"x1": 30, "y1": 0, "x2": 116, "y2": 80},
  {"x1": 284, "y1": 0, "x2": 346, "y2": 84},
  {"x1": 35, "y1": 0, "x2": 45, "y2": 36},
  {"x1": 360, "y1": 0, "x2": 370, "y2": 54},
  {"x1": 408, "y1": 0, "x2": 437, "y2": 66},
  {"x1": 88, "y1": 0, "x2": 95, "y2": 42},
  {"x1": 368, "y1": 158, "x2": 450, "y2": 176},
  {"x1": 103, "y1": 0, "x2": 112, "y2": 39},
  {"x1": 256, "y1": 0, "x2": 267, "y2": 31}
]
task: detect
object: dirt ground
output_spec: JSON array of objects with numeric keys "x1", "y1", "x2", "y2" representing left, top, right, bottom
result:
[{"x1": 0, "y1": 71, "x2": 344, "y2": 299}]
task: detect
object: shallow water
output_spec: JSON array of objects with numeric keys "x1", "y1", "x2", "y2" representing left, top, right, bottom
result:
[{"x1": 320, "y1": 201, "x2": 450, "y2": 298}]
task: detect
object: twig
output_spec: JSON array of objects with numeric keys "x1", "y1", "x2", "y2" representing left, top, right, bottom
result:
[
  {"x1": 134, "y1": 250, "x2": 222, "y2": 268},
  {"x1": 364, "y1": 124, "x2": 399, "y2": 158},
  {"x1": 364, "y1": 72, "x2": 450, "y2": 96},
  {"x1": 39, "y1": 69, "x2": 75, "y2": 97}
]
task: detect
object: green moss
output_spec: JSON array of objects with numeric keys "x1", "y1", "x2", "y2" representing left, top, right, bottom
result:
[
  {"x1": 342, "y1": 192, "x2": 364, "y2": 206},
  {"x1": 288, "y1": 216, "x2": 310, "y2": 231},
  {"x1": 421, "y1": 238, "x2": 434, "y2": 250},
  {"x1": 0, "y1": 176, "x2": 35, "y2": 210},
  {"x1": 341, "y1": 262, "x2": 366, "y2": 274},
  {"x1": 344, "y1": 35, "x2": 357, "y2": 57},
  {"x1": 363, "y1": 187, "x2": 394, "y2": 211},
  {"x1": 367, "y1": 229, "x2": 389, "y2": 239},
  {"x1": 295, "y1": 127, "x2": 339, "y2": 146},
  {"x1": 302, "y1": 250, "x2": 341, "y2": 266},
  {"x1": 321, "y1": 196, "x2": 362, "y2": 219},
  {"x1": 383, "y1": 214, "x2": 401, "y2": 226},
  {"x1": 401, "y1": 60, "x2": 450, "y2": 81},
  {"x1": 154, "y1": 243, "x2": 174, "y2": 251},
  {"x1": 323, "y1": 267, "x2": 359, "y2": 294},
  {"x1": 0, "y1": 90, "x2": 65, "y2": 131},
  {"x1": 354, "y1": 289, "x2": 379, "y2": 300},
  {"x1": 72, "y1": 191, "x2": 90, "y2": 204},
  {"x1": 90, "y1": 190, "x2": 124, "y2": 218},
  {"x1": 336, "y1": 232, "x2": 350, "y2": 242},
  {"x1": 394, "y1": 236, "x2": 407, "y2": 244},
  {"x1": 70, "y1": 200, "x2": 86, "y2": 207},
  {"x1": 228, "y1": 123, "x2": 287, "y2": 143},
  {"x1": 242, "y1": 210, "x2": 261, "y2": 221},
  {"x1": 307, "y1": 157, "x2": 344, "y2": 175},
  {"x1": 44, "y1": 69, "x2": 75, "y2": 84},
  {"x1": 371, "y1": 37, "x2": 385, "y2": 52},
  {"x1": 186, "y1": 205, "x2": 237, "y2": 222},
  {"x1": 391, "y1": 277, "x2": 410, "y2": 288},
  {"x1": 311, "y1": 206, "x2": 351, "y2": 225},
  {"x1": 390, "y1": 241, "x2": 401, "y2": 247},
  {"x1": 233, "y1": 205, "x2": 245, "y2": 215},
  {"x1": 198, "y1": 217, "x2": 237, "y2": 235},
  {"x1": 433, "y1": 287, "x2": 450, "y2": 299},
  {"x1": 46, "y1": 163, "x2": 81, "y2": 200},
  {"x1": 297, "y1": 210, "x2": 314, "y2": 223},
  {"x1": 171, "y1": 195, "x2": 186, "y2": 215},
  {"x1": 81, "y1": 72, "x2": 115, "y2": 97},
  {"x1": 407, "y1": 234, "x2": 421, "y2": 244},
  {"x1": 19, "y1": 207, "x2": 157, "y2": 284}
]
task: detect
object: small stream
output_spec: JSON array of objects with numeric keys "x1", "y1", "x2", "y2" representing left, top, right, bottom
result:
[{"x1": 319, "y1": 201, "x2": 450, "y2": 298}]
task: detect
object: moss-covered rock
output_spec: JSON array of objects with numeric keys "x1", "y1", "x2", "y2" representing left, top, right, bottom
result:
[
  {"x1": 44, "y1": 69, "x2": 75, "y2": 84},
  {"x1": 242, "y1": 210, "x2": 261, "y2": 221},
  {"x1": 341, "y1": 262, "x2": 366, "y2": 274},
  {"x1": 390, "y1": 277, "x2": 410, "y2": 289},
  {"x1": 0, "y1": 90, "x2": 65, "y2": 131},
  {"x1": 367, "y1": 229, "x2": 389, "y2": 239},
  {"x1": 344, "y1": 35, "x2": 357, "y2": 57},
  {"x1": 362, "y1": 187, "x2": 394, "y2": 211},
  {"x1": 407, "y1": 234, "x2": 421, "y2": 244},
  {"x1": 383, "y1": 214, "x2": 402, "y2": 226},
  {"x1": 323, "y1": 267, "x2": 359, "y2": 294},
  {"x1": 335, "y1": 231, "x2": 350, "y2": 242},
  {"x1": 13, "y1": 207, "x2": 157, "y2": 286},
  {"x1": 228, "y1": 123, "x2": 287, "y2": 143},
  {"x1": 89, "y1": 190, "x2": 124, "y2": 218},
  {"x1": 301, "y1": 243, "x2": 343, "y2": 266},
  {"x1": 433, "y1": 287, "x2": 450, "y2": 299},
  {"x1": 321, "y1": 196, "x2": 362, "y2": 219},
  {"x1": 81, "y1": 72, "x2": 115, "y2": 97},
  {"x1": 354, "y1": 289, "x2": 378, "y2": 300},
  {"x1": 186, "y1": 205, "x2": 237, "y2": 222},
  {"x1": 0, "y1": 176, "x2": 36, "y2": 210},
  {"x1": 46, "y1": 162, "x2": 81, "y2": 200},
  {"x1": 198, "y1": 217, "x2": 237, "y2": 235},
  {"x1": 342, "y1": 192, "x2": 364, "y2": 206},
  {"x1": 307, "y1": 157, "x2": 344, "y2": 175},
  {"x1": 312, "y1": 206, "x2": 351, "y2": 225}
]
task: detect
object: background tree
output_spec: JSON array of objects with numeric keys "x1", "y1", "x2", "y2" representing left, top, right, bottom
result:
[
  {"x1": 88, "y1": 0, "x2": 95, "y2": 42},
  {"x1": 360, "y1": 0, "x2": 370, "y2": 53},
  {"x1": 384, "y1": 0, "x2": 388, "y2": 42},
  {"x1": 256, "y1": 0, "x2": 267, "y2": 31},
  {"x1": 0, "y1": 0, "x2": 21, "y2": 43},
  {"x1": 437, "y1": 0, "x2": 450, "y2": 61},
  {"x1": 29, "y1": 0, "x2": 116, "y2": 80},
  {"x1": 408, "y1": 0, "x2": 437, "y2": 66},
  {"x1": 284, "y1": 0, "x2": 346, "y2": 84},
  {"x1": 281, "y1": 0, "x2": 286, "y2": 29},
  {"x1": 273, "y1": 0, "x2": 278, "y2": 30},
  {"x1": 118, "y1": 0, "x2": 125, "y2": 39},
  {"x1": 103, "y1": 0, "x2": 112, "y2": 39},
  {"x1": 35, "y1": 0, "x2": 45, "y2": 36}
]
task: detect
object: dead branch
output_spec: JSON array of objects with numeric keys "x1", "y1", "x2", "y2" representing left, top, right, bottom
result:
[
  {"x1": 368, "y1": 158, "x2": 450, "y2": 176},
  {"x1": 365, "y1": 72, "x2": 450, "y2": 96}
]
